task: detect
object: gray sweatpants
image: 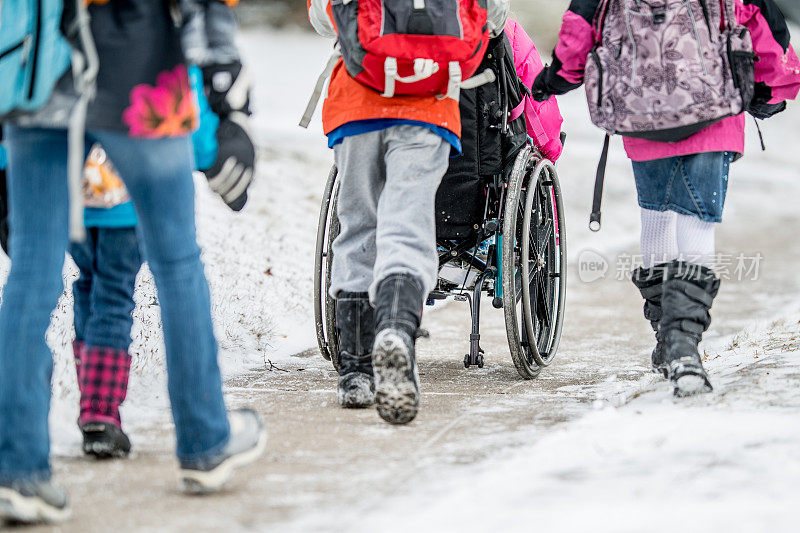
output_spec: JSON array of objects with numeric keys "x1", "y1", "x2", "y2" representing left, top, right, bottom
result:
[{"x1": 330, "y1": 125, "x2": 450, "y2": 302}]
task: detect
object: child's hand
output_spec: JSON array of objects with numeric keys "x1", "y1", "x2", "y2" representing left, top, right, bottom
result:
[{"x1": 531, "y1": 68, "x2": 554, "y2": 102}]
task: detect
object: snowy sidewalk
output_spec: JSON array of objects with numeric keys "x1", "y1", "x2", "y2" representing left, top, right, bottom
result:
[{"x1": 2, "y1": 29, "x2": 799, "y2": 532}]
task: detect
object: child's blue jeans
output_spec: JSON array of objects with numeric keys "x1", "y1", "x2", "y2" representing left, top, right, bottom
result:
[
  {"x1": 0, "y1": 126, "x2": 230, "y2": 483},
  {"x1": 70, "y1": 226, "x2": 142, "y2": 351}
]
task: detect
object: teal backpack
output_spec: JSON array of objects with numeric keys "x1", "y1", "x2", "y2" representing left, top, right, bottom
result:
[
  {"x1": 0, "y1": 0, "x2": 74, "y2": 118},
  {"x1": 0, "y1": 0, "x2": 98, "y2": 241}
]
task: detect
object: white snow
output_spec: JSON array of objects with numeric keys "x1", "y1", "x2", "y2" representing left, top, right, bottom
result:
[{"x1": 339, "y1": 312, "x2": 800, "y2": 533}]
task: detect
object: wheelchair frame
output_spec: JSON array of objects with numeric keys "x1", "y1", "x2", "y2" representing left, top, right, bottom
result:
[{"x1": 313, "y1": 143, "x2": 567, "y2": 380}]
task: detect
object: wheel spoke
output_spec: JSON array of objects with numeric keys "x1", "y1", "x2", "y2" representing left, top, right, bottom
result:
[
  {"x1": 515, "y1": 269, "x2": 524, "y2": 302},
  {"x1": 536, "y1": 271, "x2": 551, "y2": 327},
  {"x1": 537, "y1": 219, "x2": 552, "y2": 258}
]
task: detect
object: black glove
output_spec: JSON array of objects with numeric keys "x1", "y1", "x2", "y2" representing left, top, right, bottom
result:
[
  {"x1": 1, "y1": 167, "x2": 9, "y2": 256},
  {"x1": 531, "y1": 67, "x2": 555, "y2": 102},
  {"x1": 748, "y1": 82, "x2": 787, "y2": 120},
  {"x1": 202, "y1": 115, "x2": 255, "y2": 212},
  {"x1": 201, "y1": 61, "x2": 252, "y2": 119}
]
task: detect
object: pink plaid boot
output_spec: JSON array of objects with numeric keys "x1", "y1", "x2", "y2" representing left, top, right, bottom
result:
[{"x1": 76, "y1": 344, "x2": 132, "y2": 458}]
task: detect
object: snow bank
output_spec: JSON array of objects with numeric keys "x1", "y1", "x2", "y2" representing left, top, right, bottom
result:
[{"x1": 347, "y1": 311, "x2": 800, "y2": 533}]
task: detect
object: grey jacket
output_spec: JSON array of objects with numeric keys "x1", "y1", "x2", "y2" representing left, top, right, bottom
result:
[{"x1": 180, "y1": 0, "x2": 241, "y2": 67}]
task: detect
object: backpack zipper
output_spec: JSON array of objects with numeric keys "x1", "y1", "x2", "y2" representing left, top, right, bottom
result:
[
  {"x1": 624, "y1": 6, "x2": 638, "y2": 83},
  {"x1": 27, "y1": 0, "x2": 43, "y2": 100},
  {"x1": 590, "y1": 46, "x2": 603, "y2": 109},
  {"x1": 590, "y1": 46, "x2": 603, "y2": 108},
  {"x1": 684, "y1": 0, "x2": 708, "y2": 76}
]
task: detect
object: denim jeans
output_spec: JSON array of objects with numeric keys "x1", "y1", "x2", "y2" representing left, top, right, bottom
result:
[
  {"x1": 0, "y1": 126, "x2": 230, "y2": 482},
  {"x1": 631, "y1": 152, "x2": 733, "y2": 223},
  {"x1": 70, "y1": 226, "x2": 142, "y2": 351}
]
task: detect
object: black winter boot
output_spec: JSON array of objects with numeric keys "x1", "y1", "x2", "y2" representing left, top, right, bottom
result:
[
  {"x1": 335, "y1": 292, "x2": 376, "y2": 408},
  {"x1": 81, "y1": 422, "x2": 132, "y2": 459},
  {"x1": 659, "y1": 261, "x2": 720, "y2": 397},
  {"x1": 372, "y1": 274, "x2": 425, "y2": 425},
  {"x1": 631, "y1": 265, "x2": 668, "y2": 376}
]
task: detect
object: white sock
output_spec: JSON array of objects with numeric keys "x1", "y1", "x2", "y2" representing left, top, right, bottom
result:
[
  {"x1": 640, "y1": 208, "x2": 678, "y2": 268},
  {"x1": 675, "y1": 213, "x2": 716, "y2": 269}
]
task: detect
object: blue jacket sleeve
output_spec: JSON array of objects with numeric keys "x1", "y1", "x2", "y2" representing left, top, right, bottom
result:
[{"x1": 189, "y1": 65, "x2": 220, "y2": 171}]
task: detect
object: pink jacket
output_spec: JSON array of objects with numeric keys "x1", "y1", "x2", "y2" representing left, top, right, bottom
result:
[
  {"x1": 506, "y1": 19, "x2": 565, "y2": 161},
  {"x1": 551, "y1": 0, "x2": 800, "y2": 161}
]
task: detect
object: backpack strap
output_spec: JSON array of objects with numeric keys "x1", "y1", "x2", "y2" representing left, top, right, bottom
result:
[
  {"x1": 459, "y1": 69, "x2": 496, "y2": 90},
  {"x1": 299, "y1": 49, "x2": 341, "y2": 129},
  {"x1": 64, "y1": 0, "x2": 99, "y2": 242},
  {"x1": 593, "y1": 0, "x2": 611, "y2": 43},
  {"x1": 508, "y1": 99, "x2": 525, "y2": 122},
  {"x1": 589, "y1": 133, "x2": 611, "y2": 232},
  {"x1": 721, "y1": 0, "x2": 737, "y2": 31},
  {"x1": 441, "y1": 62, "x2": 496, "y2": 101}
]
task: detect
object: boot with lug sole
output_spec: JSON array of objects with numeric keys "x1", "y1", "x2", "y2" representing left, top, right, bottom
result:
[
  {"x1": 372, "y1": 274, "x2": 425, "y2": 425},
  {"x1": 335, "y1": 292, "x2": 376, "y2": 408},
  {"x1": 81, "y1": 422, "x2": 132, "y2": 459},
  {"x1": 659, "y1": 261, "x2": 720, "y2": 397}
]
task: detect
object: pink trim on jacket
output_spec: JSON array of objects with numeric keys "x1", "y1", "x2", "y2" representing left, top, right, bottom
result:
[
  {"x1": 555, "y1": 11, "x2": 595, "y2": 85},
  {"x1": 505, "y1": 19, "x2": 565, "y2": 161},
  {"x1": 738, "y1": 3, "x2": 800, "y2": 104}
]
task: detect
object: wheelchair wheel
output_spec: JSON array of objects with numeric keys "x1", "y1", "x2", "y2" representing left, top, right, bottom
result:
[
  {"x1": 502, "y1": 147, "x2": 567, "y2": 379},
  {"x1": 313, "y1": 165, "x2": 341, "y2": 371}
]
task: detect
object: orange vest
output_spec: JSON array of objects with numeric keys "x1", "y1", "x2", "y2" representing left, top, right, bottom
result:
[{"x1": 322, "y1": 61, "x2": 461, "y2": 138}]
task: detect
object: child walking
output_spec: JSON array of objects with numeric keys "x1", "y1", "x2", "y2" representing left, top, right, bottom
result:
[
  {"x1": 71, "y1": 146, "x2": 141, "y2": 458},
  {"x1": 532, "y1": 0, "x2": 800, "y2": 395},
  {"x1": 0, "y1": 0, "x2": 263, "y2": 524},
  {"x1": 0, "y1": 19, "x2": 254, "y2": 463},
  {"x1": 306, "y1": 0, "x2": 510, "y2": 424}
]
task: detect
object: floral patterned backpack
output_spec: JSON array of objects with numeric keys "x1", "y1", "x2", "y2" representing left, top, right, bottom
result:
[{"x1": 584, "y1": 0, "x2": 755, "y2": 142}]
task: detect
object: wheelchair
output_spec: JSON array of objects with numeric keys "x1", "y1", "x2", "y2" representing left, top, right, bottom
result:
[{"x1": 313, "y1": 37, "x2": 567, "y2": 380}]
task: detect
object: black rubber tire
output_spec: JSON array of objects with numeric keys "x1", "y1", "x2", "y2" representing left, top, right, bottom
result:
[
  {"x1": 502, "y1": 147, "x2": 542, "y2": 379},
  {"x1": 501, "y1": 147, "x2": 568, "y2": 379},
  {"x1": 520, "y1": 158, "x2": 567, "y2": 367},
  {"x1": 313, "y1": 165, "x2": 340, "y2": 371}
]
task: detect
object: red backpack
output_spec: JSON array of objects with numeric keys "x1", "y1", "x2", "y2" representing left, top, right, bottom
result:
[{"x1": 331, "y1": 0, "x2": 491, "y2": 99}]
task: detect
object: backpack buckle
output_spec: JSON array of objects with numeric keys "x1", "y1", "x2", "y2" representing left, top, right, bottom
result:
[{"x1": 653, "y1": 8, "x2": 666, "y2": 25}]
